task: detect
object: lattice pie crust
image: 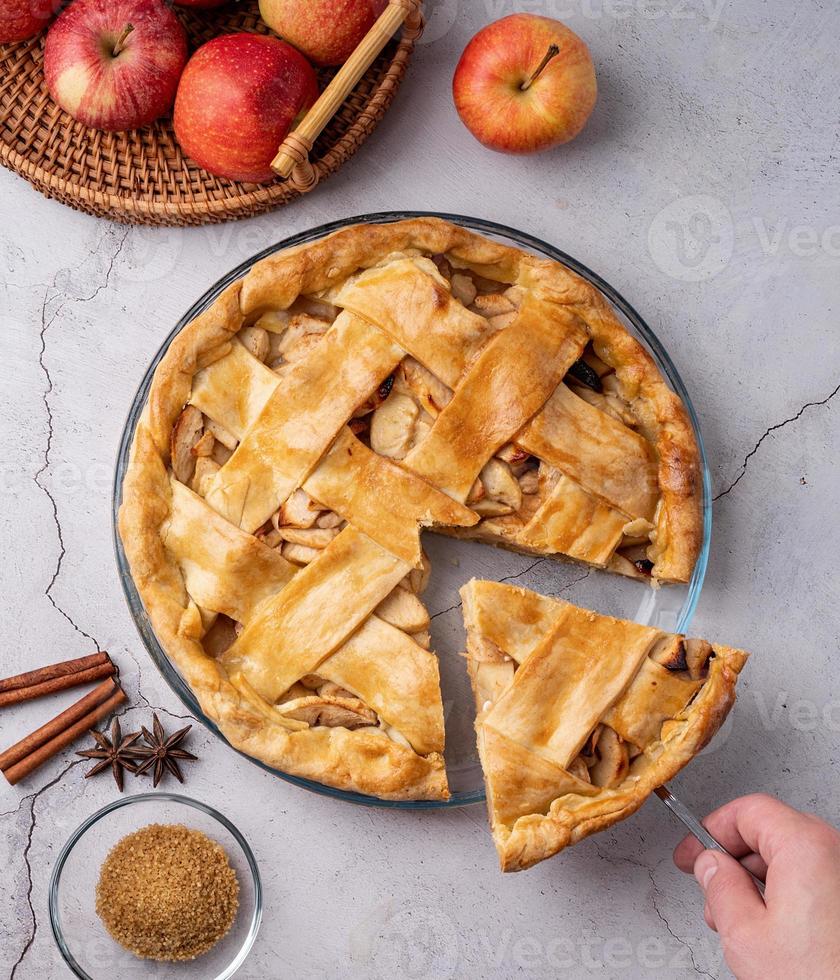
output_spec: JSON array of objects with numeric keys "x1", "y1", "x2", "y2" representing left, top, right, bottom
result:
[{"x1": 119, "y1": 218, "x2": 705, "y2": 802}]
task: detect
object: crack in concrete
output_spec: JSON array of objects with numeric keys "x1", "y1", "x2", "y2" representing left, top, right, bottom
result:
[
  {"x1": 715, "y1": 379, "x2": 840, "y2": 500},
  {"x1": 32, "y1": 230, "x2": 129, "y2": 649},
  {"x1": 9, "y1": 758, "x2": 82, "y2": 979},
  {"x1": 429, "y1": 558, "x2": 558, "y2": 621},
  {"x1": 430, "y1": 600, "x2": 462, "y2": 621},
  {"x1": 122, "y1": 647, "x2": 193, "y2": 722},
  {"x1": 593, "y1": 843, "x2": 717, "y2": 979},
  {"x1": 5, "y1": 230, "x2": 138, "y2": 978},
  {"x1": 553, "y1": 567, "x2": 592, "y2": 595},
  {"x1": 77, "y1": 231, "x2": 129, "y2": 306},
  {"x1": 498, "y1": 557, "x2": 548, "y2": 583},
  {"x1": 430, "y1": 561, "x2": 592, "y2": 621},
  {"x1": 34, "y1": 289, "x2": 98, "y2": 645},
  {"x1": 648, "y1": 868, "x2": 717, "y2": 980}
]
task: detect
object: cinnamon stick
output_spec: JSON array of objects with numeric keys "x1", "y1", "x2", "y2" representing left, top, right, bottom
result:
[
  {"x1": 0, "y1": 653, "x2": 114, "y2": 707},
  {"x1": 0, "y1": 677, "x2": 119, "y2": 772},
  {"x1": 2, "y1": 683, "x2": 126, "y2": 785},
  {"x1": 0, "y1": 652, "x2": 110, "y2": 692}
]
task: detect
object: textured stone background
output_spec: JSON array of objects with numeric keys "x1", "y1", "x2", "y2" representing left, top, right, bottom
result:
[{"x1": 1, "y1": 0, "x2": 838, "y2": 977}]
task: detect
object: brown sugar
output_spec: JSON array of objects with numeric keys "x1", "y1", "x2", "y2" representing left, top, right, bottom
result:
[{"x1": 96, "y1": 823, "x2": 239, "y2": 961}]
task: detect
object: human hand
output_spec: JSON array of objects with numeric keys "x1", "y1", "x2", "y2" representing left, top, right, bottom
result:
[{"x1": 673, "y1": 793, "x2": 840, "y2": 980}]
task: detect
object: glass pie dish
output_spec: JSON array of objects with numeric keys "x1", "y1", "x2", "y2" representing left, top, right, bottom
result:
[
  {"x1": 49, "y1": 793, "x2": 262, "y2": 980},
  {"x1": 113, "y1": 211, "x2": 712, "y2": 809}
]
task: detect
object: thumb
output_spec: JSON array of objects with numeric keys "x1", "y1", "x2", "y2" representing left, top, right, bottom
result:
[{"x1": 694, "y1": 851, "x2": 766, "y2": 935}]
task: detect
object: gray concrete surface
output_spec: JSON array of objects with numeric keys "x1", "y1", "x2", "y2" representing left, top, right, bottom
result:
[{"x1": 1, "y1": 0, "x2": 838, "y2": 976}]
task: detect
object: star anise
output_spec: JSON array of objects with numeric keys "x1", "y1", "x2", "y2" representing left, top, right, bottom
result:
[
  {"x1": 76, "y1": 717, "x2": 142, "y2": 791},
  {"x1": 129, "y1": 713, "x2": 198, "y2": 787}
]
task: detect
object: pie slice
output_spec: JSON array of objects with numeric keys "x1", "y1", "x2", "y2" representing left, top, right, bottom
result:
[
  {"x1": 460, "y1": 579, "x2": 748, "y2": 871},
  {"x1": 119, "y1": 217, "x2": 704, "y2": 801}
]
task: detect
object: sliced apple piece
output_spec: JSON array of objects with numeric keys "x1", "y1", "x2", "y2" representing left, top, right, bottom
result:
[
  {"x1": 475, "y1": 458, "x2": 522, "y2": 516},
  {"x1": 238, "y1": 325, "x2": 270, "y2": 363},
  {"x1": 375, "y1": 585, "x2": 430, "y2": 633},
  {"x1": 370, "y1": 392, "x2": 419, "y2": 459},
  {"x1": 205, "y1": 417, "x2": 238, "y2": 451},
  {"x1": 191, "y1": 456, "x2": 221, "y2": 498},
  {"x1": 279, "y1": 696, "x2": 377, "y2": 729},
  {"x1": 170, "y1": 405, "x2": 204, "y2": 483},
  {"x1": 281, "y1": 542, "x2": 321, "y2": 565},
  {"x1": 590, "y1": 726, "x2": 630, "y2": 788},
  {"x1": 275, "y1": 488, "x2": 319, "y2": 529},
  {"x1": 398, "y1": 357, "x2": 452, "y2": 417},
  {"x1": 402, "y1": 550, "x2": 432, "y2": 595},
  {"x1": 451, "y1": 272, "x2": 478, "y2": 307},
  {"x1": 191, "y1": 430, "x2": 215, "y2": 458},
  {"x1": 276, "y1": 525, "x2": 338, "y2": 549}
]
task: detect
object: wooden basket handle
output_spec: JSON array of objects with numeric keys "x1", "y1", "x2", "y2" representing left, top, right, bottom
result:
[{"x1": 271, "y1": 0, "x2": 423, "y2": 188}]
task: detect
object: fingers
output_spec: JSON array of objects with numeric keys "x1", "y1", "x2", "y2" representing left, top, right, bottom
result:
[
  {"x1": 693, "y1": 850, "x2": 766, "y2": 936},
  {"x1": 674, "y1": 833, "x2": 703, "y2": 872},
  {"x1": 740, "y1": 852, "x2": 769, "y2": 881},
  {"x1": 674, "y1": 834, "x2": 768, "y2": 880},
  {"x1": 673, "y1": 794, "x2": 803, "y2": 871}
]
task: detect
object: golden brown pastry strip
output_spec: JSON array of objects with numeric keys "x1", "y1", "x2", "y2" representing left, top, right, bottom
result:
[
  {"x1": 518, "y1": 473, "x2": 628, "y2": 566},
  {"x1": 482, "y1": 604, "x2": 660, "y2": 769},
  {"x1": 324, "y1": 617, "x2": 444, "y2": 754},
  {"x1": 222, "y1": 526, "x2": 410, "y2": 703},
  {"x1": 403, "y1": 298, "x2": 588, "y2": 501},
  {"x1": 481, "y1": 727, "x2": 599, "y2": 826},
  {"x1": 601, "y1": 659, "x2": 702, "y2": 749},
  {"x1": 462, "y1": 580, "x2": 565, "y2": 666},
  {"x1": 304, "y1": 428, "x2": 477, "y2": 567},
  {"x1": 206, "y1": 312, "x2": 404, "y2": 532},
  {"x1": 333, "y1": 257, "x2": 494, "y2": 388},
  {"x1": 163, "y1": 479, "x2": 295, "y2": 624},
  {"x1": 517, "y1": 382, "x2": 659, "y2": 521},
  {"x1": 190, "y1": 339, "x2": 279, "y2": 440}
]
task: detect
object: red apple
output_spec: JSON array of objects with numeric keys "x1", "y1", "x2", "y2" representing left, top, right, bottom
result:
[
  {"x1": 44, "y1": 0, "x2": 187, "y2": 132},
  {"x1": 258, "y1": 0, "x2": 385, "y2": 67},
  {"x1": 173, "y1": 33, "x2": 319, "y2": 183},
  {"x1": 453, "y1": 14, "x2": 597, "y2": 155},
  {"x1": 0, "y1": 0, "x2": 61, "y2": 43}
]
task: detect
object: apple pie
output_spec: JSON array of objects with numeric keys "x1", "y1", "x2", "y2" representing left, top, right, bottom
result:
[
  {"x1": 461, "y1": 579, "x2": 748, "y2": 871},
  {"x1": 119, "y1": 217, "x2": 703, "y2": 800}
]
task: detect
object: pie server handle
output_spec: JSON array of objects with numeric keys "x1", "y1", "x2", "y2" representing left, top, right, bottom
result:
[{"x1": 654, "y1": 785, "x2": 766, "y2": 896}]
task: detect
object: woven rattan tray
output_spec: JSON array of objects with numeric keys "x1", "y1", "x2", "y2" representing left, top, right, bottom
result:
[{"x1": 0, "y1": 1, "x2": 418, "y2": 226}]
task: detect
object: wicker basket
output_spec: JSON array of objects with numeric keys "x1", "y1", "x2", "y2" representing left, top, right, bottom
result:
[{"x1": 0, "y1": 1, "x2": 419, "y2": 226}]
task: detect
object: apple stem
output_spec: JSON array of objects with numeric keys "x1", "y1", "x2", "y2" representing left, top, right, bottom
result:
[
  {"x1": 521, "y1": 44, "x2": 560, "y2": 91},
  {"x1": 112, "y1": 23, "x2": 134, "y2": 56}
]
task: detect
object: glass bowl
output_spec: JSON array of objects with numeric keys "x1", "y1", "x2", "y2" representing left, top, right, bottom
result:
[
  {"x1": 49, "y1": 793, "x2": 262, "y2": 980},
  {"x1": 113, "y1": 211, "x2": 712, "y2": 809}
]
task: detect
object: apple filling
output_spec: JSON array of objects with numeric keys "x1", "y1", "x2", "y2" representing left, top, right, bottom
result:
[
  {"x1": 171, "y1": 246, "x2": 659, "y2": 589},
  {"x1": 469, "y1": 626, "x2": 715, "y2": 810}
]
